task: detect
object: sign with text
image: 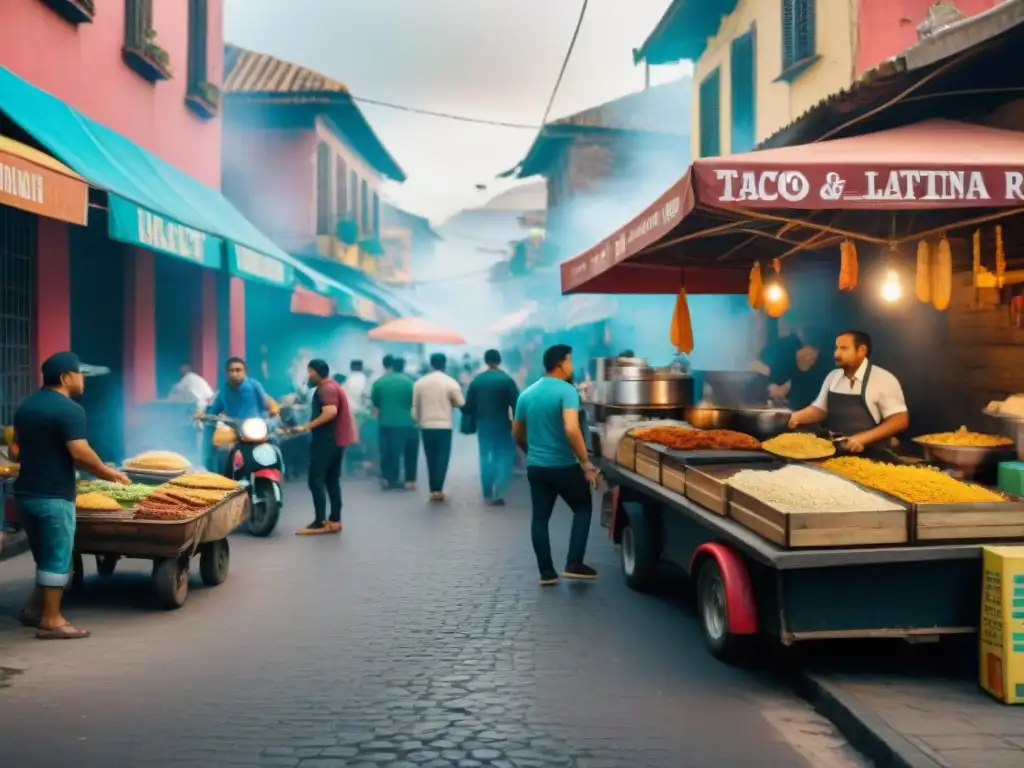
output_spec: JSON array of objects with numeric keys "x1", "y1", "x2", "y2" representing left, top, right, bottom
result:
[
  {"x1": 108, "y1": 196, "x2": 222, "y2": 269},
  {"x1": 0, "y1": 145, "x2": 87, "y2": 225},
  {"x1": 227, "y1": 243, "x2": 294, "y2": 288}
]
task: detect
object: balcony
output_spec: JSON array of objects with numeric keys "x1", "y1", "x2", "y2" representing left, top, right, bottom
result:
[
  {"x1": 123, "y1": 40, "x2": 172, "y2": 83},
  {"x1": 185, "y1": 81, "x2": 220, "y2": 119},
  {"x1": 40, "y1": 0, "x2": 95, "y2": 24}
]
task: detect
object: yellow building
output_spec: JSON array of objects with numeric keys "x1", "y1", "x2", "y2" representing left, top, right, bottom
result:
[{"x1": 636, "y1": 0, "x2": 855, "y2": 158}]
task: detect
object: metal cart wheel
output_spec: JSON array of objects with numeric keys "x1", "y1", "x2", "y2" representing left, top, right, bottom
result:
[
  {"x1": 95, "y1": 555, "x2": 118, "y2": 578},
  {"x1": 152, "y1": 557, "x2": 189, "y2": 610},
  {"x1": 199, "y1": 539, "x2": 230, "y2": 586},
  {"x1": 67, "y1": 553, "x2": 84, "y2": 593},
  {"x1": 620, "y1": 513, "x2": 657, "y2": 591},
  {"x1": 696, "y1": 558, "x2": 750, "y2": 662}
]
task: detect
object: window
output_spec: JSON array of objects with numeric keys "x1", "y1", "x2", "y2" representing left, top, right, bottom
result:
[
  {"x1": 0, "y1": 207, "x2": 35, "y2": 429},
  {"x1": 349, "y1": 171, "x2": 359, "y2": 223},
  {"x1": 730, "y1": 28, "x2": 757, "y2": 153},
  {"x1": 360, "y1": 180, "x2": 369, "y2": 235},
  {"x1": 185, "y1": 0, "x2": 218, "y2": 117},
  {"x1": 698, "y1": 69, "x2": 721, "y2": 159},
  {"x1": 315, "y1": 142, "x2": 333, "y2": 236},
  {"x1": 335, "y1": 158, "x2": 348, "y2": 225},
  {"x1": 780, "y1": 0, "x2": 817, "y2": 81},
  {"x1": 123, "y1": 0, "x2": 170, "y2": 82},
  {"x1": 372, "y1": 193, "x2": 380, "y2": 237}
]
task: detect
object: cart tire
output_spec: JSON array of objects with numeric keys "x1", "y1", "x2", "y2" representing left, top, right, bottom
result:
[
  {"x1": 152, "y1": 558, "x2": 189, "y2": 610},
  {"x1": 620, "y1": 515, "x2": 657, "y2": 591},
  {"x1": 248, "y1": 481, "x2": 280, "y2": 537},
  {"x1": 696, "y1": 559, "x2": 749, "y2": 663},
  {"x1": 67, "y1": 553, "x2": 84, "y2": 593},
  {"x1": 199, "y1": 539, "x2": 230, "y2": 586},
  {"x1": 95, "y1": 555, "x2": 118, "y2": 578}
]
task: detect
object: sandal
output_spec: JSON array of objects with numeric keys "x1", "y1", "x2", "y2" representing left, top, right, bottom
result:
[{"x1": 35, "y1": 623, "x2": 91, "y2": 640}]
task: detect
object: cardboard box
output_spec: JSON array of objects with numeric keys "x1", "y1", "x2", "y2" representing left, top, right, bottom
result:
[{"x1": 980, "y1": 546, "x2": 1024, "y2": 703}]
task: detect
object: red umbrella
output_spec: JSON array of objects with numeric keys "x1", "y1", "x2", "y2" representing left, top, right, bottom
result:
[{"x1": 368, "y1": 317, "x2": 467, "y2": 344}]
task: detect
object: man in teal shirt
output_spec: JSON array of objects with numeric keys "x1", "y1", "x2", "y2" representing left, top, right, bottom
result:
[
  {"x1": 464, "y1": 349, "x2": 519, "y2": 506},
  {"x1": 371, "y1": 357, "x2": 418, "y2": 490},
  {"x1": 513, "y1": 344, "x2": 599, "y2": 585}
]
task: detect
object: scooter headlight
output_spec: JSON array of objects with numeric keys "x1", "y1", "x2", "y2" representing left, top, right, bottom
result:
[{"x1": 240, "y1": 418, "x2": 269, "y2": 442}]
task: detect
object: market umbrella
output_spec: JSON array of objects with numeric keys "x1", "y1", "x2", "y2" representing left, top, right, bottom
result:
[{"x1": 368, "y1": 317, "x2": 467, "y2": 344}]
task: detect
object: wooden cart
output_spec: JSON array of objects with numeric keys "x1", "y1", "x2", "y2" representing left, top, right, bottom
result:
[{"x1": 71, "y1": 490, "x2": 249, "y2": 610}]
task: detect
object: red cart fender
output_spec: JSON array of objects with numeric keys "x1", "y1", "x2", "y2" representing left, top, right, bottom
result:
[
  {"x1": 690, "y1": 542, "x2": 758, "y2": 635},
  {"x1": 253, "y1": 468, "x2": 282, "y2": 483}
]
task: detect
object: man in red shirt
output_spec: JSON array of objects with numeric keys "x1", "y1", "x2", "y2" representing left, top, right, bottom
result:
[{"x1": 294, "y1": 359, "x2": 356, "y2": 535}]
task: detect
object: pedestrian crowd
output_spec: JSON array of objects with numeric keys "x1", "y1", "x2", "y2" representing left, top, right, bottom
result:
[{"x1": 4, "y1": 343, "x2": 599, "y2": 639}]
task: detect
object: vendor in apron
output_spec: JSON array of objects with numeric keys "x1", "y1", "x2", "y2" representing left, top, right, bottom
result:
[{"x1": 787, "y1": 330, "x2": 909, "y2": 459}]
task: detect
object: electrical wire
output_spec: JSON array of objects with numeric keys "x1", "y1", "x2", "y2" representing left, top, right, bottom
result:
[
  {"x1": 349, "y1": 94, "x2": 540, "y2": 130},
  {"x1": 539, "y1": 0, "x2": 590, "y2": 127}
]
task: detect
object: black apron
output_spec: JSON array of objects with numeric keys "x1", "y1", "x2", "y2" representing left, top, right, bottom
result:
[{"x1": 825, "y1": 363, "x2": 892, "y2": 461}]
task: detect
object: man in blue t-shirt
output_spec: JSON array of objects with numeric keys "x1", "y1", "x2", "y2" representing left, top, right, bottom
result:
[
  {"x1": 513, "y1": 344, "x2": 598, "y2": 586},
  {"x1": 206, "y1": 357, "x2": 278, "y2": 421}
]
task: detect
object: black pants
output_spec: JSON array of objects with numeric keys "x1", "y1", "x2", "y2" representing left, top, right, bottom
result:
[
  {"x1": 527, "y1": 464, "x2": 593, "y2": 574},
  {"x1": 379, "y1": 426, "x2": 419, "y2": 487},
  {"x1": 308, "y1": 443, "x2": 345, "y2": 523},
  {"x1": 421, "y1": 428, "x2": 453, "y2": 493}
]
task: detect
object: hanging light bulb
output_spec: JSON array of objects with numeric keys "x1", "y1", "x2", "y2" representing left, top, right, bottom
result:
[
  {"x1": 765, "y1": 282, "x2": 784, "y2": 302},
  {"x1": 880, "y1": 269, "x2": 902, "y2": 303}
]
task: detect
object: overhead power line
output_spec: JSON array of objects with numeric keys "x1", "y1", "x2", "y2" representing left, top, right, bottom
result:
[
  {"x1": 539, "y1": 0, "x2": 590, "y2": 127},
  {"x1": 349, "y1": 94, "x2": 539, "y2": 130}
]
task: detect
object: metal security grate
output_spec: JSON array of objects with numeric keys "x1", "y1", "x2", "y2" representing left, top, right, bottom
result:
[{"x1": 0, "y1": 206, "x2": 35, "y2": 426}]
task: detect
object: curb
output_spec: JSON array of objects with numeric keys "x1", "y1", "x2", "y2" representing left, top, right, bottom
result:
[
  {"x1": 0, "y1": 530, "x2": 29, "y2": 563},
  {"x1": 794, "y1": 671, "x2": 942, "y2": 768}
]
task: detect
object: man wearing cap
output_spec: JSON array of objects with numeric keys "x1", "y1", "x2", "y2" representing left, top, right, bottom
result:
[{"x1": 9, "y1": 352, "x2": 130, "y2": 639}]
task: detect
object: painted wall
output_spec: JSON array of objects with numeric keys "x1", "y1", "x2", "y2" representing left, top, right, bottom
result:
[
  {"x1": 693, "y1": 0, "x2": 856, "y2": 157},
  {"x1": 0, "y1": 0, "x2": 224, "y2": 188},
  {"x1": 854, "y1": 0, "x2": 1005, "y2": 75}
]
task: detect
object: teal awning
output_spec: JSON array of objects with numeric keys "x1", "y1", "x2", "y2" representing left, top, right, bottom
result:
[{"x1": 0, "y1": 65, "x2": 315, "y2": 291}]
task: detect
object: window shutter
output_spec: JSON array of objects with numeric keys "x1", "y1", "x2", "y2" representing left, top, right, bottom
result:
[
  {"x1": 796, "y1": 0, "x2": 815, "y2": 61},
  {"x1": 187, "y1": 0, "x2": 208, "y2": 88},
  {"x1": 335, "y1": 158, "x2": 348, "y2": 225},
  {"x1": 699, "y1": 69, "x2": 721, "y2": 158},
  {"x1": 372, "y1": 193, "x2": 380, "y2": 236},
  {"x1": 781, "y1": 0, "x2": 795, "y2": 69},
  {"x1": 315, "y1": 142, "x2": 332, "y2": 235},
  {"x1": 730, "y1": 29, "x2": 757, "y2": 154},
  {"x1": 360, "y1": 180, "x2": 370, "y2": 235},
  {"x1": 349, "y1": 171, "x2": 359, "y2": 221}
]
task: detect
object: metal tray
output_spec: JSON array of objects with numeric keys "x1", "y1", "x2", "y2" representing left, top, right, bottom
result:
[{"x1": 683, "y1": 461, "x2": 786, "y2": 516}]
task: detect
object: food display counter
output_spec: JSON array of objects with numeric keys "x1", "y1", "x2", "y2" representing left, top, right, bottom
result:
[{"x1": 598, "y1": 424, "x2": 1024, "y2": 662}]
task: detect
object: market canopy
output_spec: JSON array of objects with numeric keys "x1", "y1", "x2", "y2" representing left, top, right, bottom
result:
[
  {"x1": 561, "y1": 120, "x2": 1024, "y2": 294},
  {"x1": 368, "y1": 317, "x2": 466, "y2": 345},
  {"x1": 0, "y1": 65, "x2": 329, "y2": 292},
  {"x1": 293, "y1": 253, "x2": 422, "y2": 319}
]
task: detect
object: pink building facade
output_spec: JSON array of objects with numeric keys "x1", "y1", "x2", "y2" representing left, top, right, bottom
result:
[{"x1": 0, "y1": 0, "x2": 234, "y2": 460}]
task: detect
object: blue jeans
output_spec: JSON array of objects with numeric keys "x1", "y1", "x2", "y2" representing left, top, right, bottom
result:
[
  {"x1": 17, "y1": 498, "x2": 75, "y2": 588},
  {"x1": 478, "y1": 426, "x2": 515, "y2": 499}
]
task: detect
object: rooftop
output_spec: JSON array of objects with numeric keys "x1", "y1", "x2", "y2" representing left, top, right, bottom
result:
[{"x1": 224, "y1": 44, "x2": 349, "y2": 94}]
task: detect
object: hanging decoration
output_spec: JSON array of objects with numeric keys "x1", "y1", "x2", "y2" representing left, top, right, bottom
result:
[
  {"x1": 764, "y1": 258, "x2": 790, "y2": 318},
  {"x1": 669, "y1": 287, "x2": 694, "y2": 354},
  {"x1": 915, "y1": 240, "x2": 932, "y2": 304},
  {"x1": 748, "y1": 262, "x2": 764, "y2": 310},
  {"x1": 838, "y1": 240, "x2": 858, "y2": 291},
  {"x1": 931, "y1": 235, "x2": 953, "y2": 311}
]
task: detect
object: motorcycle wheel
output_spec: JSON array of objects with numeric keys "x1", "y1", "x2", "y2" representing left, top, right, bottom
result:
[{"x1": 248, "y1": 480, "x2": 280, "y2": 537}]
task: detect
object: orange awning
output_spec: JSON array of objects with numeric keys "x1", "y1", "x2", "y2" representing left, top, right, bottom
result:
[
  {"x1": 0, "y1": 136, "x2": 88, "y2": 225},
  {"x1": 368, "y1": 317, "x2": 466, "y2": 344}
]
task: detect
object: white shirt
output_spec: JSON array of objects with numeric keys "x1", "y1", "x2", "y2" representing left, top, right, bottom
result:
[
  {"x1": 413, "y1": 371, "x2": 465, "y2": 429},
  {"x1": 343, "y1": 371, "x2": 369, "y2": 412},
  {"x1": 169, "y1": 372, "x2": 214, "y2": 409},
  {"x1": 811, "y1": 359, "x2": 908, "y2": 424}
]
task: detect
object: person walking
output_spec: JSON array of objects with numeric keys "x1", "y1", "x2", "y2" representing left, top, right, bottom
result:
[
  {"x1": 464, "y1": 349, "x2": 519, "y2": 506},
  {"x1": 371, "y1": 357, "x2": 419, "y2": 490},
  {"x1": 513, "y1": 344, "x2": 598, "y2": 586},
  {"x1": 293, "y1": 359, "x2": 356, "y2": 535},
  {"x1": 10, "y1": 352, "x2": 130, "y2": 639},
  {"x1": 413, "y1": 353, "x2": 464, "y2": 502}
]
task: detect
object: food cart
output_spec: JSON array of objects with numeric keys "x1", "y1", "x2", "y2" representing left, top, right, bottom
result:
[{"x1": 563, "y1": 119, "x2": 1024, "y2": 662}]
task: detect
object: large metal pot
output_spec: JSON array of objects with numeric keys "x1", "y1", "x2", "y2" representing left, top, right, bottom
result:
[
  {"x1": 683, "y1": 407, "x2": 735, "y2": 430},
  {"x1": 609, "y1": 366, "x2": 691, "y2": 407},
  {"x1": 733, "y1": 407, "x2": 793, "y2": 440}
]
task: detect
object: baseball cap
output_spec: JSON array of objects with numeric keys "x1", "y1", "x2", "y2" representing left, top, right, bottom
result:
[{"x1": 41, "y1": 351, "x2": 82, "y2": 382}]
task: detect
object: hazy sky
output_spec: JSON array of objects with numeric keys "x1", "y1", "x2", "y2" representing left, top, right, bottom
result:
[{"x1": 224, "y1": 0, "x2": 689, "y2": 223}]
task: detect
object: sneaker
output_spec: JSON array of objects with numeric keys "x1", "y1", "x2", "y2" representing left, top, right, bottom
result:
[
  {"x1": 539, "y1": 570, "x2": 559, "y2": 586},
  {"x1": 563, "y1": 563, "x2": 598, "y2": 580},
  {"x1": 295, "y1": 521, "x2": 331, "y2": 535}
]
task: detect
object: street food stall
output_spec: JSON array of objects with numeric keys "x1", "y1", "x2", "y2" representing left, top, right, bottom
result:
[
  {"x1": 565, "y1": 119, "x2": 1024, "y2": 661},
  {"x1": 71, "y1": 451, "x2": 248, "y2": 610}
]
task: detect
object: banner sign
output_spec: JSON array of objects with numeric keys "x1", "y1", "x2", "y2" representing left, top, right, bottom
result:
[{"x1": 108, "y1": 195, "x2": 222, "y2": 269}]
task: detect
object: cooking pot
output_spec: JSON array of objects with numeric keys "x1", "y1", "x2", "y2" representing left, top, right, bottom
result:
[
  {"x1": 733, "y1": 407, "x2": 792, "y2": 440},
  {"x1": 609, "y1": 365, "x2": 691, "y2": 407},
  {"x1": 683, "y1": 407, "x2": 735, "y2": 430}
]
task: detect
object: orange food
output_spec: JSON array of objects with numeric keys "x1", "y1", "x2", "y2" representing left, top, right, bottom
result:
[{"x1": 631, "y1": 427, "x2": 760, "y2": 451}]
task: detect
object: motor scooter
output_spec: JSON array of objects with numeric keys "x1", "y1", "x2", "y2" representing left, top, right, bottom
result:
[{"x1": 196, "y1": 414, "x2": 284, "y2": 537}]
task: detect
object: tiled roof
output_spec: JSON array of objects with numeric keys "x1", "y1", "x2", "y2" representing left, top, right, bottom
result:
[{"x1": 223, "y1": 44, "x2": 349, "y2": 95}]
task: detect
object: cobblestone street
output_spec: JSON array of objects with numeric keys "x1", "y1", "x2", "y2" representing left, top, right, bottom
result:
[{"x1": 0, "y1": 438, "x2": 866, "y2": 768}]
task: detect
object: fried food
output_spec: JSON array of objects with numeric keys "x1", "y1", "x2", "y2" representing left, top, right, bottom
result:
[
  {"x1": 821, "y1": 456, "x2": 1005, "y2": 504},
  {"x1": 168, "y1": 473, "x2": 240, "y2": 491},
  {"x1": 631, "y1": 426, "x2": 760, "y2": 451},
  {"x1": 75, "y1": 491, "x2": 122, "y2": 511},
  {"x1": 916, "y1": 425, "x2": 1012, "y2": 448},
  {"x1": 123, "y1": 451, "x2": 191, "y2": 471},
  {"x1": 762, "y1": 433, "x2": 836, "y2": 460},
  {"x1": 134, "y1": 506, "x2": 198, "y2": 521}
]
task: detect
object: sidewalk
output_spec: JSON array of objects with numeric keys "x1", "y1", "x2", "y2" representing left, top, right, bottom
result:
[
  {"x1": 0, "y1": 529, "x2": 28, "y2": 563},
  {"x1": 800, "y1": 669, "x2": 1024, "y2": 768}
]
